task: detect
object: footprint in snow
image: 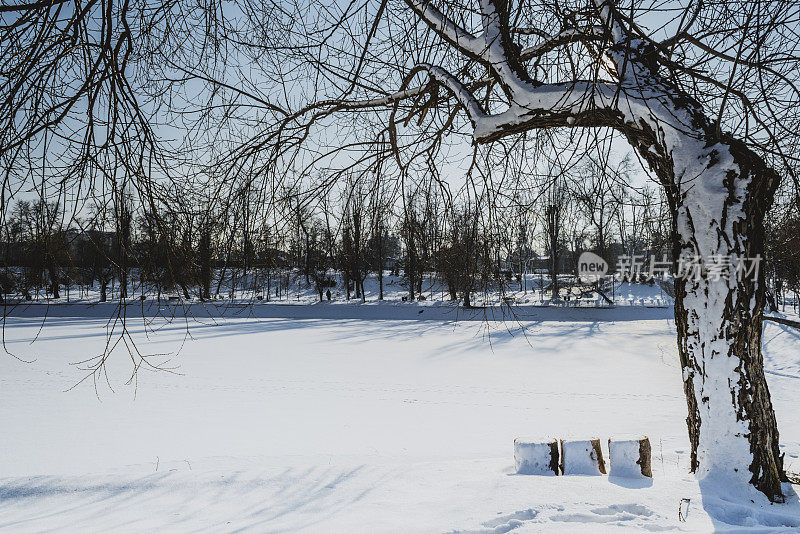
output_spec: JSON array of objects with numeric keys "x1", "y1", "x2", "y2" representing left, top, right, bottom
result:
[
  {"x1": 447, "y1": 509, "x2": 538, "y2": 534},
  {"x1": 549, "y1": 503, "x2": 671, "y2": 531}
]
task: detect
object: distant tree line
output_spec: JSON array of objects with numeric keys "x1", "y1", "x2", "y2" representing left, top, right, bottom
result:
[{"x1": 1, "y1": 160, "x2": 797, "y2": 309}]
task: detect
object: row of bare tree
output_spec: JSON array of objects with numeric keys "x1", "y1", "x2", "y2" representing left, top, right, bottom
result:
[{"x1": 2, "y1": 163, "x2": 797, "y2": 307}]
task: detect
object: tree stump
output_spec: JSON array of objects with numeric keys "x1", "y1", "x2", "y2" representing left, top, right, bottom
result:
[
  {"x1": 560, "y1": 439, "x2": 606, "y2": 475},
  {"x1": 608, "y1": 437, "x2": 652, "y2": 478},
  {"x1": 514, "y1": 438, "x2": 560, "y2": 475}
]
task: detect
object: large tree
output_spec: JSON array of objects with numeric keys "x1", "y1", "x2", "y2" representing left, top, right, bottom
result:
[{"x1": 259, "y1": 0, "x2": 794, "y2": 500}]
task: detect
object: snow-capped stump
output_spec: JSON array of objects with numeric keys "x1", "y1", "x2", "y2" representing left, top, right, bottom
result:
[
  {"x1": 608, "y1": 437, "x2": 652, "y2": 478},
  {"x1": 560, "y1": 439, "x2": 606, "y2": 475},
  {"x1": 513, "y1": 438, "x2": 560, "y2": 475}
]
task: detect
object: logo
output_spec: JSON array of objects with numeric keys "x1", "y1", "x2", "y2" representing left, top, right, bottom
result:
[{"x1": 577, "y1": 251, "x2": 608, "y2": 283}]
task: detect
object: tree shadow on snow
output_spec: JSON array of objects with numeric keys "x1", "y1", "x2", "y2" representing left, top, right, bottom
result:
[
  {"x1": 607, "y1": 475, "x2": 654, "y2": 489},
  {"x1": 697, "y1": 477, "x2": 800, "y2": 532},
  {"x1": 0, "y1": 466, "x2": 381, "y2": 531},
  {"x1": 762, "y1": 320, "x2": 800, "y2": 380}
]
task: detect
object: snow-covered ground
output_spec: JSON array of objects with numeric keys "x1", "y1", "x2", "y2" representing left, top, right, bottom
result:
[{"x1": 1, "y1": 298, "x2": 799, "y2": 532}]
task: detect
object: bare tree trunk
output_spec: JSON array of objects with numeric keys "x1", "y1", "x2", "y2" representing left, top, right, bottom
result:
[
  {"x1": 669, "y1": 150, "x2": 784, "y2": 500},
  {"x1": 304, "y1": 232, "x2": 310, "y2": 285},
  {"x1": 408, "y1": 262, "x2": 416, "y2": 301},
  {"x1": 545, "y1": 203, "x2": 561, "y2": 300},
  {"x1": 406, "y1": 241, "x2": 417, "y2": 302},
  {"x1": 119, "y1": 207, "x2": 130, "y2": 300},
  {"x1": 199, "y1": 225, "x2": 212, "y2": 301},
  {"x1": 378, "y1": 265, "x2": 384, "y2": 300},
  {"x1": 48, "y1": 261, "x2": 59, "y2": 299},
  {"x1": 635, "y1": 118, "x2": 785, "y2": 499}
]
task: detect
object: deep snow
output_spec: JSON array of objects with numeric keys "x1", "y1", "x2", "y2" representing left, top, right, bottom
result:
[{"x1": 1, "y1": 294, "x2": 799, "y2": 532}]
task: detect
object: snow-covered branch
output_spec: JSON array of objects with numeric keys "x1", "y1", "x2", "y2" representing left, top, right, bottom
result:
[
  {"x1": 473, "y1": 81, "x2": 619, "y2": 142},
  {"x1": 405, "y1": 0, "x2": 485, "y2": 62},
  {"x1": 479, "y1": 0, "x2": 533, "y2": 96},
  {"x1": 404, "y1": 64, "x2": 488, "y2": 127}
]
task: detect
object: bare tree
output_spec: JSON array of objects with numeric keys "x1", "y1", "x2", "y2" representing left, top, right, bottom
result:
[
  {"x1": 114, "y1": 188, "x2": 133, "y2": 300},
  {"x1": 543, "y1": 183, "x2": 568, "y2": 300},
  {"x1": 439, "y1": 205, "x2": 481, "y2": 306},
  {"x1": 573, "y1": 156, "x2": 627, "y2": 260},
  {"x1": 366, "y1": 174, "x2": 395, "y2": 300},
  {"x1": 198, "y1": 215, "x2": 215, "y2": 302}
]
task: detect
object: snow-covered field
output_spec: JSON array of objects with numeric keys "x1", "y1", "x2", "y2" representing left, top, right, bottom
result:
[{"x1": 1, "y1": 297, "x2": 800, "y2": 532}]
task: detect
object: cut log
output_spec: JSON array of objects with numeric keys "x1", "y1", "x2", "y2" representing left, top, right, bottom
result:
[
  {"x1": 608, "y1": 437, "x2": 652, "y2": 478},
  {"x1": 514, "y1": 438, "x2": 560, "y2": 475},
  {"x1": 560, "y1": 439, "x2": 606, "y2": 475}
]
